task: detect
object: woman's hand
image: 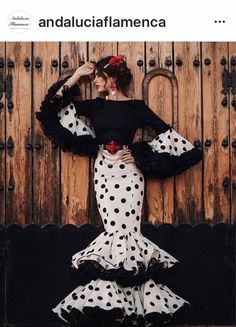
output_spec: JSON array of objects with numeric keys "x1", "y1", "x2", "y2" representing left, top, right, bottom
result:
[
  {"x1": 121, "y1": 148, "x2": 135, "y2": 164},
  {"x1": 56, "y1": 62, "x2": 95, "y2": 97},
  {"x1": 75, "y1": 62, "x2": 95, "y2": 77}
]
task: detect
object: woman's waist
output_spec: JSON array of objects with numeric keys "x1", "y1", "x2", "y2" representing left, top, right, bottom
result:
[{"x1": 99, "y1": 139, "x2": 130, "y2": 154}]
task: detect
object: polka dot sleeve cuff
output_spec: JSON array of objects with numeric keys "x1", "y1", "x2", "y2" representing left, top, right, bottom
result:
[
  {"x1": 35, "y1": 78, "x2": 99, "y2": 157},
  {"x1": 130, "y1": 126, "x2": 203, "y2": 179}
]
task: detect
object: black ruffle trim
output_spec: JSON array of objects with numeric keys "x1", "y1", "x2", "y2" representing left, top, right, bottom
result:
[
  {"x1": 129, "y1": 139, "x2": 203, "y2": 179},
  {"x1": 60, "y1": 301, "x2": 191, "y2": 327},
  {"x1": 70, "y1": 257, "x2": 180, "y2": 288},
  {"x1": 35, "y1": 78, "x2": 99, "y2": 157}
]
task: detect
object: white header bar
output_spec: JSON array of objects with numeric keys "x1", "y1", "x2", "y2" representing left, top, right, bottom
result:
[{"x1": 0, "y1": 0, "x2": 235, "y2": 41}]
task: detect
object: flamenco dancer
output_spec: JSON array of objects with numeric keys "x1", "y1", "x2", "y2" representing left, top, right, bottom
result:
[{"x1": 35, "y1": 55, "x2": 203, "y2": 326}]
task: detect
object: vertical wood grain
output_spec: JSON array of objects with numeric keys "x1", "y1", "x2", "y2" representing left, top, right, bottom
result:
[
  {"x1": 228, "y1": 42, "x2": 236, "y2": 224},
  {"x1": 0, "y1": 42, "x2": 5, "y2": 225},
  {"x1": 174, "y1": 42, "x2": 203, "y2": 224},
  {"x1": 145, "y1": 42, "x2": 175, "y2": 224},
  {"x1": 202, "y1": 42, "x2": 230, "y2": 223},
  {"x1": 5, "y1": 42, "x2": 32, "y2": 225},
  {"x1": 33, "y1": 42, "x2": 60, "y2": 225}
]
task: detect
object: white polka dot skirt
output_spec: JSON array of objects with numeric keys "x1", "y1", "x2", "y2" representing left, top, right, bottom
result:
[{"x1": 52, "y1": 147, "x2": 191, "y2": 326}]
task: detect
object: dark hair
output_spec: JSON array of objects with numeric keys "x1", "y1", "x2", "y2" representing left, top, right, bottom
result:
[{"x1": 95, "y1": 56, "x2": 133, "y2": 96}]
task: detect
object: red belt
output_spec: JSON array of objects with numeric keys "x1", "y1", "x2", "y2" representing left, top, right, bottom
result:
[{"x1": 101, "y1": 140, "x2": 125, "y2": 154}]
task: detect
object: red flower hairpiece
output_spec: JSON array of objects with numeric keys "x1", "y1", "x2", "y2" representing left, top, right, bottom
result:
[{"x1": 104, "y1": 55, "x2": 125, "y2": 68}]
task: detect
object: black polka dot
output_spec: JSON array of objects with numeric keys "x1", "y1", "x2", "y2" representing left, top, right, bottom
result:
[
  {"x1": 156, "y1": 295, "x2": 161, "y2": 300},
  {"x1": 149, "y1": 283, "x2": 155, "y2": 288},
  {"x1": 88, "y1": 298, "x2": 93, "y2": 302},
  {"x1": 72, "y1": 293, "x2": 78, "y2": 300},
  {"x1": 134, "y1": 227, "x2": 137, "y2": 232},
  {"x1": 88, "y1": 285, "x2": 93, "y2": 290},
  {"x1": 150, "y1": 302, "x2": 155, "y2": 306},
  {"x1": 131, "y1": 246, "x2": 135, "y2": 251},
  {"x1": 131, "y1": 209, "x2": 135, "y2": 214},
  {"x1": 95, "y1": 179, "x2": 98, "y2": 184},
  {"x1": 183, "y1": 147, "x2": 187, "y2": 151},
  {"x1": 160, "y1": 145, "x2": 166, "y2": 150},
  {"x1": 95, "y1": 287, "x2": 100, "y2": 291},
  {"x1": 122, "y1": 175, "x2": 127, "y2": 178},
  {"x1": 122, "y1": 224, "x2": 126, "y2": 229},
  {"x1": 68, "y1": 123, "x2": 73, "y2": 128},
  {"x1": 173, "y1": 304, "x2": 178, "y2": 309},
  {"x1": 99, "y1": 160, "x2": 103, "y2": 165},
  {"x1": 101, "y1": 184, "x2": 105, "y2": 188},
  {"x1": 106, "y1": 285, "x2": 111, "y2": 289},
  {"x1": 108, "y1": 292, "x2": 113, "y2": 297},
  {"x1": 110, "y1": 221, "x2": 115, "y2": 226},
  {"x1": 126, "y1": 186, "x2": 131, "y2": 191},
  {"x1": 100, "y1": 194, "x2": 104, "y2": 199},
  {"x1": 125, "y1": 212, "x2": 130, "y2": 217},
  {"x1": 130, "y1": 256, "x2": 135, "y2": 261},
  {"x1": 119, "y1": 164, "x2": 125, "y2": 169},
  {"x1": 67, "y1": 305, "x2": 72, "y2": 310},
  {"x1": 106, "y1": 302, "x2": 111, "y2": 306},
  {"x1": 65, "y1": 110, "x2": 69, "y2": 115},
  {"x1": 108, "y1": 164, "x2": 113, "y2": 168},
  {"x1": 121, "y1": 198, "x2": 126, "y2": 203},
  {"x1": 97, "y1": 296, "x2": 103, "y2": 300},
  {"x1": 105, "y1": 240, "x2": 109, "y2": 245},
  {"x1": 115, "y1": 184, "x2": 120, "y2": 188},
  {"x1": 104, "y1": 219, "x2": 107, "y2": 224},
  {"x1": 182, "y1": 139, "x2": 186, "y2": 144},
  {"x1": 146, "y1": 291, "x2": 151, "y2": 295},
  {"x1": 103, "y1": 208, "x2": 107, "y2": 213},
  {"x1": 114, "y1": 208, "x2": 119, "y2": 213},
  {"x1": 80, "y1": 294, "x2": 85, "y2": 299},
  {"x1": 110, "y1": 196, "x2": 115, "y2": 201},
  {"x1": 174, "y1": 138, "x2": 178, "y2": 142}
]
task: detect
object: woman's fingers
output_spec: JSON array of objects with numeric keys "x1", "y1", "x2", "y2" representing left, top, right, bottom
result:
[{"x1": 121, "y1": 149, "x2": 135, "y2": 163}]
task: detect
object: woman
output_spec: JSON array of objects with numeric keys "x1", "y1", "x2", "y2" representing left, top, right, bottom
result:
[{"x1": 35, "y1": 55, "x2": 203, "y2": 326}]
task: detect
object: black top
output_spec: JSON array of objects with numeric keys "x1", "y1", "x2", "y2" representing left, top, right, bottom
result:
[{"x1": 73, "y1": 97, "x2": 170, "y2": 145}]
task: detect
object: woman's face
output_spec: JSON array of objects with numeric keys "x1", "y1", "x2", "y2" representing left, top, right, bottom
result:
[{"x1": 93, "y1": 70, "x2": 114, "y2": 93}]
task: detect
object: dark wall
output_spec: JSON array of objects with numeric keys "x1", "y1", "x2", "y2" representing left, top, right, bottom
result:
[{"x1": 0, "y1": 223, "x2": 235, "y2": 326}]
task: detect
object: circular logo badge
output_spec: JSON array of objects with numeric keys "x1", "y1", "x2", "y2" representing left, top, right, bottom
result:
[{"x1": 8, "y1": 10, "x2": 30, "y2": 33}]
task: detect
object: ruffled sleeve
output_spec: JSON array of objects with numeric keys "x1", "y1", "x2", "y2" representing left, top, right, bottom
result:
[
  {"x1": 35, "y1": 78, "x2": 99, "y2": 157},
  {"x1": 129, "y1": 101, "x2": 203, "y2": 179}
]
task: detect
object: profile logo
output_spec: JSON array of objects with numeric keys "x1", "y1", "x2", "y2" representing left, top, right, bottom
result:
[{"x1": 8, "y1": 10, "x2": 30, "y2": 33}]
